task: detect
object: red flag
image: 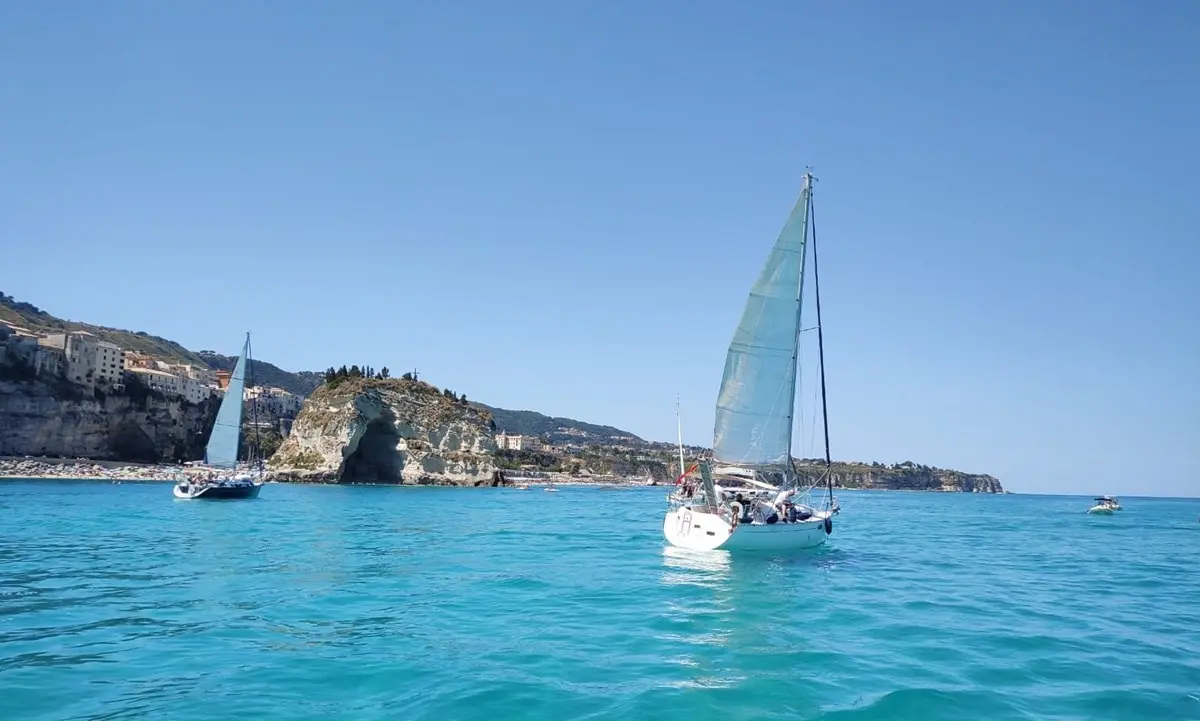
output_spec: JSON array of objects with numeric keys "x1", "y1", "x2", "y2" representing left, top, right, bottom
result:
[{"x1": 674, "y1": 463, "x2": 699, "y2": 485}]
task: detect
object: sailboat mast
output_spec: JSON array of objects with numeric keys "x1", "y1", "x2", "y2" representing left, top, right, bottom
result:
[
  {"x1": 675, "y1": 395, "x2": 686, "y2": 480},
  {"x1": 247, "y1": 331, "x2": 263, "y2": 476},
  {"x1": 808, "y1": 178, "x2": 834, "y2": 506},
  {"x1": 784, "y1": 171, "x2": 815, "y2": 484}
]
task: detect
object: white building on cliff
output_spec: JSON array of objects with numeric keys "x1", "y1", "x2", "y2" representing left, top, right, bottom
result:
[
  {"x1": 495, "y1": 433, "x2": 544, "y2": 452},
  {"x1": 39, "y1": 331, "x2": 125, "y2": 391}
]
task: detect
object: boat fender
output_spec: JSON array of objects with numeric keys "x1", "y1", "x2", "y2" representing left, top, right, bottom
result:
[{"x1": 824, "y1": 517, "x2": 833, "y2": 535}]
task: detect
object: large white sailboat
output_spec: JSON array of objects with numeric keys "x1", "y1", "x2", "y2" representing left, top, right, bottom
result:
[
  {"x1": 173, "y1": 332, "x2": 264, "y2": 500},
  {"x1": 663, "y1": 169, "x2": 839, "y2": 553}
]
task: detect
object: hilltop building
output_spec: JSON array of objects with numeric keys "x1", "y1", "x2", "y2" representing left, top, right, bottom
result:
[{"x1": 495, "y1": 433, "x2": 545, "y2": 452}]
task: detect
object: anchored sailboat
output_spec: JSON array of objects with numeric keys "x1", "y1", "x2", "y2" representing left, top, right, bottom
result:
[
  {"x1": 663, "y1": 169, "x2": 839, "y2": 552},
  {"x1": 173, "y1": 332, "x2": 264, "y2": 500}
]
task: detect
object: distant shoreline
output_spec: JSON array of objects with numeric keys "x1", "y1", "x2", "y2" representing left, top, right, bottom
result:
[
  {"x1": 0, "y1": 457, "x2": 1006, "y2": 492},
  {"x1": 0, "y1": 474, "x2": 653, "y2": 488},
  {"x1": 0, "y1": 457, "x2": 659, "y2": 487}
]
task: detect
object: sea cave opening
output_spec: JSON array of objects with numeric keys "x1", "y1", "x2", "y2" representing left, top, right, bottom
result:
[{"x1": 339, "y1": 416, "x2": 403, "y2": 484}]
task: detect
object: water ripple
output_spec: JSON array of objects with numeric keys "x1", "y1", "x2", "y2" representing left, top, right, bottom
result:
[{"x1": 1, "y1": 481, "x2": 1198, "y2": 720}]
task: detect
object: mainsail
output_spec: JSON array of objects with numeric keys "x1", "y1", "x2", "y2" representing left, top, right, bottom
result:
[
  {"x1": 205, "y1": 334, "x2": 249, "y2": 469},
  {"x1": 711, "y1": 180, "x2": 811, "y2": 467}
]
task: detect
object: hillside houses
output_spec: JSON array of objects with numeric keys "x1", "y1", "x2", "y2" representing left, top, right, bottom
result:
[{"x1": 0, "y1": 320, "x2": 302, "y2": 420}]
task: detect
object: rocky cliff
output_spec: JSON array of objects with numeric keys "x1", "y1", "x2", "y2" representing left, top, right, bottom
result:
[
  {"x1": 796, "y1": 460, "x2": 1004, "y2": 493},
  {"x1": 267, "y1": 377, "x2": 498, "y2": 485},
  {"x1": 0, "y1": 377, "x2": 218, "y2": 463}
]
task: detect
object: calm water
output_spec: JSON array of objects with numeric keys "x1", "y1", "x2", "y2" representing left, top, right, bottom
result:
[{"x1": 1, "y1": 481, "x2": 1198, "y2": 720}]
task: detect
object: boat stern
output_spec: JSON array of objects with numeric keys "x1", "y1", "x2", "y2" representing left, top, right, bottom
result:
[{"x1": 663, "y1": 506, "x2": 734, "y2": 551}]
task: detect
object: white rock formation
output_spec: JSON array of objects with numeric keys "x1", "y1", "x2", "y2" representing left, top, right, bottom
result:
[{"x1": 266, "y1": 378, "x2": 498, "y2": 485}]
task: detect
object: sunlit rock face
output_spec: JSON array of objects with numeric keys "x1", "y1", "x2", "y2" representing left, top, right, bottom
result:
[
  {"x1": 267, "y1": 378, "x2": 498, "y2": 486},
  {"x1": 0, "y1": 378, "x2": 216, "y2": 462}
]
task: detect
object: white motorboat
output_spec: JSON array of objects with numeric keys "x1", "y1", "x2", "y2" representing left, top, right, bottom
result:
[{"x1": 1087, "y1": 496, "x2": 1120, "y2": 514}]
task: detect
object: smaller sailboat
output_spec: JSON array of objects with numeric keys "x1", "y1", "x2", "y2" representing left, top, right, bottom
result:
[
  {"x1": 1087, "y1": 496, "x2": 1120, "y2": 514},
  {"x1": 173, "y1": 332, "x2": 264, "y2": 500}
]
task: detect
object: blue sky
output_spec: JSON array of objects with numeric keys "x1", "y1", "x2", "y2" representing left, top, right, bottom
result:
[{"x1": 2, "y1": 1, "x2": 1197, "y2": 496}]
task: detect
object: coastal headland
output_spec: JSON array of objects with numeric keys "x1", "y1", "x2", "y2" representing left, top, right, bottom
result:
[{"x1": 0, "y1": 292, "x2": 1003, "y2": 492}]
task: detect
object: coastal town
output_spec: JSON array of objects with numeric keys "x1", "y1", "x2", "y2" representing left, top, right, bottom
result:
[
  {"x1": 0, "y1": 318, "x2": 304, "y2": 426},
  {"x1": 0, "y1": 316, "x2": 668, "y2": 484},
  {"x1": 0, "y1": 304, "x2": 1003, "y2": 492}
]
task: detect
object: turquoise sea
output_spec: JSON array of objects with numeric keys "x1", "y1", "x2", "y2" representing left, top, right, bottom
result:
[{"x1": 1, "y1": 481, "x2": 1198, "y2": 720}]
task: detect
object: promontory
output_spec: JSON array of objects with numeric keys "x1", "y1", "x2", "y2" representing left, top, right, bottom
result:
[{"x1": 267, "y1": 376, "x2": 499, "y2": 486}]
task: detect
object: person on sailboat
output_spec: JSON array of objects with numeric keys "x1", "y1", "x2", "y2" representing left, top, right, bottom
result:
[
  {"x1": 754, "y1": 499, "x2": 779, "y2": 525},
  {"x1": 682, "y1": 479, "x2": 696, "y2": 499},
  {"x1": 734, "y1": 493, "x2": 751, "y2": 524}
]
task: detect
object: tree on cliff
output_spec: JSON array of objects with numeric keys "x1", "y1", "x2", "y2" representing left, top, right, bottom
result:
[{"x1": 322, "y1": 363, "x2": 402, "y2": 388}]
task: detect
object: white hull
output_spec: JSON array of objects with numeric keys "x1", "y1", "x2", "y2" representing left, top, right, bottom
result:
[
  {"x1": 663, "y1": 506, "x2": 831, "y2": 553},
  {"x1": 1087, "y1": 504, "x2": 1114, "y2": 515}
]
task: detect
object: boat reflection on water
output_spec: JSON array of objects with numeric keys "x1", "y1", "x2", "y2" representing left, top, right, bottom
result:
[
  {"x1": 658, "y1": 546, "x2": 737, "y2": 658},
  {"x1": 660, "y1": 545, "x2": 733, "y2": 588}
]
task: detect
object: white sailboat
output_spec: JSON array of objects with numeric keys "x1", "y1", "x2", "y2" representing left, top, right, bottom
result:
[
  {"x1": 663, "y1": 169, "x2": 839, "y2": 553},
  {"x1": 173, "y1": 332, "x2": 264, "y2": 500}
]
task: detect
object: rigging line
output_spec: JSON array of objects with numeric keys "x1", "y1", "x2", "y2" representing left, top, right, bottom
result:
[
  {"x1": 797, "y1": 287, "x2": 820, "y2": 461},
  {"x1": 795, "y1": 317, "x2": 805, "y2": 465},
  {"x1": 809, "y1": 358, "x2": 821, "y2": 459},
  {"x1": 248, "y1": 332, "x2": 263, "y2": 474},
  {"x1": 807, "y1": 173, "x2": 835, "y2": 511}
]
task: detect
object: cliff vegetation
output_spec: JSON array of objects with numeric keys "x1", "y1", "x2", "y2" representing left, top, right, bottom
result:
[
  {"x1": 1, "y1": 292, "x2": 209, "y2": 367},
  {"x1": 793, "y1": 459, "x2": 1003, "y2": 493},
  {"x1": 473, "y1": 404, "x2": 642, "y2": 445}
]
